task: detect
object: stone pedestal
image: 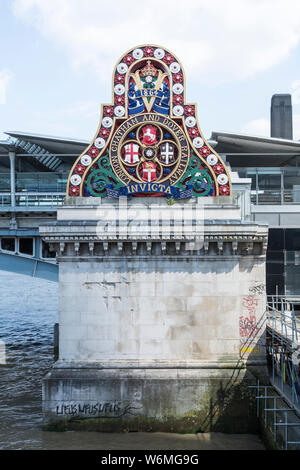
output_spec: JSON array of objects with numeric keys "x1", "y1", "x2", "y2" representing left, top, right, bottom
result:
[{"x1": 40, "y1": 196, "x2": 268, "y2": 432}]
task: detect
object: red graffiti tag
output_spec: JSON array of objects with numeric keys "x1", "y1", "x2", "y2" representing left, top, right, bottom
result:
[{"x1": 240, "y1": 295, "x2": 259, "y2": 338}]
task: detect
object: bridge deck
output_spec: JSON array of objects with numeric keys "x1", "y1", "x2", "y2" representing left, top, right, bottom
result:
[{"x1": 0, "y1": 252, "x2": 58, "y2": 281}]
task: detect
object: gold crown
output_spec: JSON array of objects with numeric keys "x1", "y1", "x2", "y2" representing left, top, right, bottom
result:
[{"x1": 140, "y1": 60, "x2": 156, "y2": 77}]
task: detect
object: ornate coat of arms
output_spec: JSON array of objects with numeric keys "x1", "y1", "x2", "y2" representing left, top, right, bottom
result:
[
  {"x1": 67, "y1": 45, "x2": 231, "y2": 199},
  {"x1": 141, "y1": 162, "x2": 157, "y2": 182},
  {"x1": 123, "y1": 143, "x2": 139, "y2": 164},
  {"x1": 141, "y1": 125, "x2": 158, "y2": 146},
  {"x1": 159, "y1": 143, "x2": 175, "y2": 165}
]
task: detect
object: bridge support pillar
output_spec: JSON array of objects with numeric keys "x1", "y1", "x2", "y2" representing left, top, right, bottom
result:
[{"x1": 40, "y1": 196, "x2": 269, "y2": 432}]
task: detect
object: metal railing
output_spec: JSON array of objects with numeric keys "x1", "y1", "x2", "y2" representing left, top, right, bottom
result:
[
  {"x1": 266, "y1": 296, "x2": 300, "y2": 410},
  {"x1": 251, "y1": 189, "x2": 300, "y2": 205},
  {"x1": 0, "y1": 192, "x2": 65, "y2": 207},
  {"x1": 250, "y1": 381, "x2": 300, "y2": 450},
  {"x1": 267, "y1": 296, "x2": 300, "y2": 343},
  {"x1": 0, "y1": 172, "x2": 69, "y2": 193}
]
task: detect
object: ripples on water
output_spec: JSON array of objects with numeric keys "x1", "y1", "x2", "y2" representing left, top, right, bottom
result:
[{"x1": 0, "y1": 270, "x2": 58, "y2": 449}]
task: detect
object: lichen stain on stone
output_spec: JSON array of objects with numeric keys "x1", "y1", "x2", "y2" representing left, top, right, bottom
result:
[{"x1": 191, "y1": 342, "x2": 202, "y2": 356}]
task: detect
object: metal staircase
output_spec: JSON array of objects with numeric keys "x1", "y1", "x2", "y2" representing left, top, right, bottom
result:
[
  {"x1": 8, "y1": 137, "x2": 62, "y2": 171},
  {"x1": 266, "y1": 297, "x2": 300, "y2": 408}
]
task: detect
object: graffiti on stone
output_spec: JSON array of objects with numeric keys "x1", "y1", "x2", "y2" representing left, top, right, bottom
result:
[
  {"x1": 249, "y1": 284, "x2": 265, "y2": 295},
  {"x1": 240, "y1": 295, "x2": 261, "y2": 355},
  {"x1": 55, "y1": 401, "x2": 142, "y2": 418}
]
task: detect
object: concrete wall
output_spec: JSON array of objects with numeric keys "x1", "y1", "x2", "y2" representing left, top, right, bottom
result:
[{"x1": 252, "y1": 205, "x2": 300, "y2": 228}]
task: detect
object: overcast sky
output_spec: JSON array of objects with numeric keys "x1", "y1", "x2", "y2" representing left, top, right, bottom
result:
[{"x1": 1, "y1": 0, "x2": 300, "y2": 143}]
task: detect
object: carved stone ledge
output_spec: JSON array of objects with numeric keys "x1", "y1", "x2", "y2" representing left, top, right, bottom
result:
[
  {"x1": 46, "y1": 238, "x2": 267, "y2": 258},
  {"x1": 40, "y1": 221, "x2": 268, "y2": 258}
]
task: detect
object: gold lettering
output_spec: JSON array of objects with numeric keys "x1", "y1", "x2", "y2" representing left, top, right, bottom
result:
[
  {"x1": 115, "y1": 128, "x2": 124, "y2": 137},
  {"x1": 131, "y1": 185, "x2": 139, "y2": 193},
  {"x1": 125, "y1": 121, "x2": 134, "y2": 130},
  {"x1": 165, "y1": 186, "x2": 171, "y2": 194},
  {"x1": 151, "y1": 183, "x2": 158, "y2": 191}
]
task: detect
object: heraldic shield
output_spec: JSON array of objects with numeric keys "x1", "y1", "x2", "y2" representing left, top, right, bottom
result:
[{"x1": 67, "y1": 45, "x2": 231, "y2": 199}]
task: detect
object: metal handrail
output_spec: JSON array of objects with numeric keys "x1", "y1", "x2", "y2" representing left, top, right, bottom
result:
[
  {"x1": 266, "y1": 296, "x2": 300, "y2": 344},
  {"x1": 0, "y1": 192, "x2": 65, "y2": 207},
  {"x1": 266, "y1": 297, "x2": 300, "y2": 412},
  {"x1": 251, "y1": 189, "x2": 300, "y2": 205}
]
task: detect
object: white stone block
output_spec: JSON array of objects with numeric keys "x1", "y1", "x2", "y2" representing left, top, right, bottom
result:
[
  {"x1": 133, "y1": 303, "x2": 161, "y2": 325},
  {"x1": 87, "y1": 325, "x2": 115, "y2": 340},
  {"x1": 80, "y1": 311, "x2": 114, "y2": 325},
  {"x1": 162, "y1": 340, "x2": 193, "y2": 358},
  {"x1": 60, "y1": 325, "x2": 88, "y2": 341},
  {"x1": 129, "y1": 282, "x2": 156, "y2": 297},
  {"x1": 139, "y1": 339, "x2": 164, "y2": 357},
  {"x1": 79, "y1": 340, "x2": 115, "y2": 358},
  {"x1": 139, "y1": 324, "x2": 170, "y2": 341},
  {"x1": 59, "y1": 310, "x2": 81, "y2": 325},
  {"x1": 60, "y1": 339, "x2": 80, "y2": 360}
]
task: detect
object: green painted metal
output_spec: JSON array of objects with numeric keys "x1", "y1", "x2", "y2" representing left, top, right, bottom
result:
[
  {"x1": 174, "y1": 150, "x2": 213, "y2": 197},
  {"x1": 85, "y1": 150, "x2": 213, "y2": 198},
  {"x1": 85, "y1": 152, "x2": 125, "y2": 197}
]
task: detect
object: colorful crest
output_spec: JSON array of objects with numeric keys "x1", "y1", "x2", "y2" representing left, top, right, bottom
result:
[
  {"x1": 141, "y1": 161, "x2": 157, "y2": 182},
  {"x1": 159, "y1": 143, "x2": 175, "y2": 165},
  {"x1": 67, "y1": 44, "x2": 231, "y2": 199},
  {"x1": 141, "y1": 125, "x2": 158, "y2": 146},
  {"x1": 122, "y1": 143, "x2": 140, "y2": 164}
]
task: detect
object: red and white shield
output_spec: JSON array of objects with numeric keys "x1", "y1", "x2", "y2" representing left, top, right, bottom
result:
[
  {"x1": 142, "y1": 161, "x2": 157, "y2": 182},
  {"x1": 141, "y1": 125, "x2": 157, "y2": 146},
  {"x1": 123, "y1": 143, "x2": 139, "y2": 164}
]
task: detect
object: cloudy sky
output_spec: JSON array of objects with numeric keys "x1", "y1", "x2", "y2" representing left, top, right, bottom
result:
[{"x1": 1, "y1": 0, "x2": 300, "y2": 142}]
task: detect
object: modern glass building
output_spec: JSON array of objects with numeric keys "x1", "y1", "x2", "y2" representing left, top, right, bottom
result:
[
  {"x1": 212, "y1": 128, "x2": 300, "y2": 298},
  {"x1": 0, "y1": 132, "x2": 88, "y2": 280}
]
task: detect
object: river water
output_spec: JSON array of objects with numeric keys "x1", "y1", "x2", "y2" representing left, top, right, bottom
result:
[{"x1": 0, "y1": 270, "x2": 265, "y2": 450}]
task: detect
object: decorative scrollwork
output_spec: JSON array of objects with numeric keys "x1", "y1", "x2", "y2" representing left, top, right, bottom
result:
[
  {"x1": 175, "y1": 150, "x2": 213, "y2": 197},
  {"x1": 85, "y1": 152, "x2": 125, "y2": 197}
]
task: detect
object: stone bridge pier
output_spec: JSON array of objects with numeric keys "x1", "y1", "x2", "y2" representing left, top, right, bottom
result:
[{"x1": 40, "y1": 195, "x2": 268, "y2": 432}]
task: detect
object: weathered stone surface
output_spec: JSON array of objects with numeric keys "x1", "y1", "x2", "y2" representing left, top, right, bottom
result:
[
  {"x1": 41, "y1": 196, "x2": 268, "y2": 431},
  {"x1": 42, "y1": 367, "x2": 260, "y2": 433}
]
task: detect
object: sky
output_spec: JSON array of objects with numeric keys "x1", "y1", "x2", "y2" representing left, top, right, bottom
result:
[{"x1": 1, "y1": 0, "x2": 300, "y2": 143}]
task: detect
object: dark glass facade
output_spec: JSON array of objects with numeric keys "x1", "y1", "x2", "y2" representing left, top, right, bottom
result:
[{"x1": 267, "y1": 228, "x2": 300, "y2": 297}]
